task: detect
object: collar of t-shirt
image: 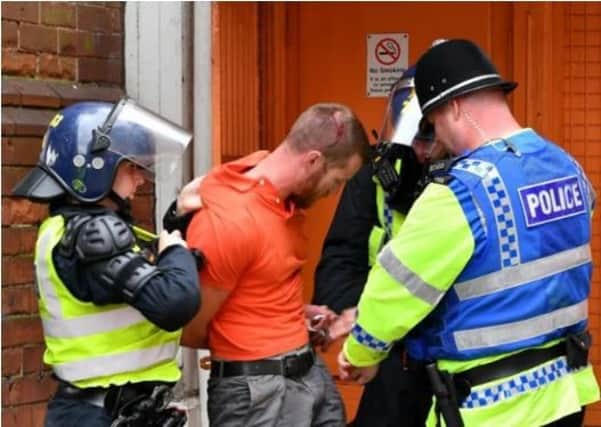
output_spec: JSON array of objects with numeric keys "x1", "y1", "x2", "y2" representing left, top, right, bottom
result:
[{"x1": 215, "y1": 150, "x2": 298, "y2": 218}]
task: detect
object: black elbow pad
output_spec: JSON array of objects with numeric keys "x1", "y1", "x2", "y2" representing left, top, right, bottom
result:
[
  {"x1": 70, "y1": 213, "x2": 159, "y2": 302},
  {"x1": 73, "y1": 214, "x2": 135, "y2": 262},
  {"x1": 91, "y1": 252, "x2": 160, "y2": 302}
]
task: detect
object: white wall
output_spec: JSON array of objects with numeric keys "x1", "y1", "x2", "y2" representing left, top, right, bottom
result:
[{"x1": 125, "y1": 2, "x2": 213, "y2": 426}]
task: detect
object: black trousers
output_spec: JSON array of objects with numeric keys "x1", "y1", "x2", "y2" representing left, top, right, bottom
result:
[
  {"x1": 543, "y1": 409, "x2": 585, "y2": 427},
  {"x1": 350, "y1": 347, "x2": 432, "y2": 427}
]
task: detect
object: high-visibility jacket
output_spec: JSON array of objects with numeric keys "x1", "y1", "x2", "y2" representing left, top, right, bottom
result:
[
  {"x1": 344, "y1": 129, "x2": 599, "y2": 426},
  {"x1": 35, "y1": 215, "x2": 181, "y2": 389},
  {"x1": 368, "y1": 157, "x2": 406, "y2": 266}
]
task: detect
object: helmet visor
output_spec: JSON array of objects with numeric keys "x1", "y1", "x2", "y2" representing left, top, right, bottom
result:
[
  {"x1": 378, "y1": 77, "x2": 430, "y2": 146},
  {"x1": 101, "y1": 98, "x2": 192, "y2": 181}
]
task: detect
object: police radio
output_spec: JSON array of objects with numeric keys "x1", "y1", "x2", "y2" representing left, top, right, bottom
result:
[
  {"x1": 371, "y1": 139, "x2": 402, "y2": 196},
  {"x1": 371, "y1": 132, "x2": 425, "y2": 214}
]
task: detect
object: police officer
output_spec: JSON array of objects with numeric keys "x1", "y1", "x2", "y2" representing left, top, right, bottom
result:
[
  {"x1": 12, "y1": 98, "x2": 201, "y2": 427},
  {"x1": 338, "y1": 39, "x2": 598, "y2": 427},
  {"x1": 313, "y1": 66, "x2": 439, "y2": 427}
]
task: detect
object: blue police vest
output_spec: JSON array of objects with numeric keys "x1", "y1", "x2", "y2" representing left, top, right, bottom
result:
[{"x1": 406, "y1": 129, "x2": 594, "y2": 361}]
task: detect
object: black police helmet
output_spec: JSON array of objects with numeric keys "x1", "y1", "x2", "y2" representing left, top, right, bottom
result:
[{"x1": 415, "y1": 39, "x2": 517, "y2": 117}]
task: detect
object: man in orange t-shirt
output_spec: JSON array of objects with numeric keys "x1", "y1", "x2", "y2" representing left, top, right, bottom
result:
[{"x1": 174, "y1": 103, "x2": 370, "y2": 427}]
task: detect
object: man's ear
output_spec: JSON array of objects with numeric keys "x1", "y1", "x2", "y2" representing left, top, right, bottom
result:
[
  {"x1": 451, "y1": 99, "x2": 462, "y2": 122},
  {"x1": 304, "y1": 150, "x2": 324, "y2": 170}
]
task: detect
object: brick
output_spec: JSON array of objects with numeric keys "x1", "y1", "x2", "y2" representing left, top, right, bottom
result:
[
  {"x1": 7, "y1": 78, "x2": 61, "y2": 109},
  {"x1": 51, "y1": 81, "x2": 123, "y2": 106},
  {"x1": 1, "y1": 2, "x2": 39, "y2": 24},
  {"x1": 38, "y1": 53, "x2": 76, "y2": 81},
  {"x1": 2, "y1": 372, "x2": 56, "y2": 405},
  {"x1": 22, "y1": 345, "x2": 47, "y2": 374},
  {"x1": 77, "y1": 4, "x2": 112, "y2": 33},
  {"x1": 1, "y1": 78, "x2": 22, "y2": 106},
  {"x1": 59, "y1": 29, "x2": 122, "y2": 58},
  {"x1": 57, "y1": 28, "x2": 77, "y2": 55},
  {"x1": 1, "y1": 226, "x2": 39, "y2": 255},
  {"x1": 2, "y1": 20, "x2": 18, "y2": 48},
  {"x1": 131, "y1": 194, "x2": 155, "y2": 220},
  {"x1": 1, "y1": 404, "x2": 33, "y2": 427},
  {"x1": 1, "y1": 107, "x2": 56, "y2": 136},
  {"x1": 20, "y1": 23, "x2": 58, "y2": 54},
  {"x1": 78, "y1": 57, "x2": 122, "y2": 84},
  {"x1": 2, "y1": 137, "x2": 43, "y2": 166},
  {"x1": 2, "y1": 198, "x2": 48, "y2": 226},
  {"x1": 109, "y1": 6, "x2": 123, "y2": 33},
  {"x1": 41, "y1": 2, "x2": 76, "y2": 28},
  {"x1": 2, "y1": 285, "x2": 36, "y2": 315},
  {"x1": 2, "y1": 108, "x2": 16, "y2": 135},
  {"x1": 31, "y1": 402, "x2": 47, "y2": 427},
  {"x1": 1, "y1": 317, "x2": 44, "y2": 348},
  {"x1": 1, "y1": 49, "x2": 37, "y2": 77},
  {"x1": 60, "y1": 57, "x2": 76, "y2": 81},
  {"x1": 1, "y1": 256, "x2": 35, "y2": 286},
  {"x1": 2, "y1": 348, "x2": 23, "y2": 377}
]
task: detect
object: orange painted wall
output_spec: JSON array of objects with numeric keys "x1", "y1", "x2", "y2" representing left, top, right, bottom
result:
[
  {"x1": 293, "y1": 2, "x2": 514, "y2": 418},
  {"x1": 212, "y1": 1, "x2": 601, "y2": 423}
]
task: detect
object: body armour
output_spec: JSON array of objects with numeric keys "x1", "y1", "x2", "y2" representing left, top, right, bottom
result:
[
  {"x1": 406, "y1": 129, "x2": 595, "y2": 362},
  {"x1": 36, "y1": 213, "x2": 181, "y2": 388}
]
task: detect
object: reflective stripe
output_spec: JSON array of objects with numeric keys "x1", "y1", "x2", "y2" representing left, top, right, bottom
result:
[
  {"x1": 35, "y1": 226, "x2": 61, "y2": 314},
  {"x1": 36, "y1": 222, "x2": 148, "y2": 338},
  {"x1": 421, "y1": 74, "x2": 500, "y2": 112},
  {"x1": 378, "y1": 245, "x2": 445, "y2": 306},
  {"x1": 454, "y1": 158, "x2": 521, "y2": 268},
  {"x1": 455, "y1": 244, "x2": 592, "y2": 300},
  {"x1": 462, "y1": 357, "x2": 570, "y2": 409},
  {"x1": 454, "y1": 300, "x2": 588, "y2": 351},
  {"x1": 44, "y1": 307, "x2": 147, "y2": 338},
  {"x1": 351, "y1": 323, "x2": 392, "y2": 352},
  {"x1": 53, "y1": 341, "x2": 179, "y2": 382}
]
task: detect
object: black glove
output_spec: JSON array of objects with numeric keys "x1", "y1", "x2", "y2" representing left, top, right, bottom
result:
[{"x1": 162, "y1": 200, "x2": 195, "y2": 239}]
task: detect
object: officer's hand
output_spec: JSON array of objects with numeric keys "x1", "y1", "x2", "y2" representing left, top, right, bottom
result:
[
  {"x1": 337, "y1": 351, "x2": 379, "y2": 385},
  {"x1": 328, "y1": 307, "x2": 357, "y2": 341},
  {"x1": 158, "y1": 229, "x2": 188, "y2": 254},
  {"x1": 176, "y1": 176, "x2": 205, "y2": 216}
]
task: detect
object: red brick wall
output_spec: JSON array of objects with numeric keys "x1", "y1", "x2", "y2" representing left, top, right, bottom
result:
[
  {"x1": 1, "y1": 3, "x2": 154, "y2": 427},
  {"x1": 2, "y1": 1, "x2": 123, "y2": 83},
  {"x1": 563, "y1": 3, "x2": 601, "y2": 426}
]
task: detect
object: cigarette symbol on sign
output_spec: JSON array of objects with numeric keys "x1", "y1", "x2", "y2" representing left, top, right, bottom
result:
[{"x1": 375, "y1": 38, "x2": 401, "y2": 66}]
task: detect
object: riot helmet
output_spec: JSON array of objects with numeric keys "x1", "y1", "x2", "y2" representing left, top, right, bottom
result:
[
  {"x1": 13, "y1": 97, "x2": 192, "y2": 203},
  {"x1": 378, "y1": 65, "x2": 434, "y2": 147},
  {"x1": 372, "y1": 66, "x2": 435, "y2": 213}
]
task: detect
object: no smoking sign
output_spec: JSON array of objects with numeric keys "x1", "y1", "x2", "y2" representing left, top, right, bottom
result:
[{"x1": 367, "y1": 33, "x2": 408, "y2": 97}]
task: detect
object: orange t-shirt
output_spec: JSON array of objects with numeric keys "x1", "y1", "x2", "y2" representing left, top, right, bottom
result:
[{"x1": 186, "y1": 151, "x2": 309, "y2": 360}]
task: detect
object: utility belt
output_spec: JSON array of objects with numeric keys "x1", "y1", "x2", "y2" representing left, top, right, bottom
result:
[
  {"x1": 426, "y1": 331, "x2": 592, "y2": 427},
  {"x1": 55, "y1": 380, "x2": 186, "y2": 427},
  {"x1": 210, "y1": 345, "x2": 315, "y2": 378}
]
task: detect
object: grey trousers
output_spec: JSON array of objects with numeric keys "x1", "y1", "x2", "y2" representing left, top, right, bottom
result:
[{"x1": 207, "y1": 355, "x2": 346, "y2": 427}]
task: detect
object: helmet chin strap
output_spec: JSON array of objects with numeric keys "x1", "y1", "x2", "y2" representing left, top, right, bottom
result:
[{"x1": 108, "y1": 190, "x2": 133, "y2": 221}]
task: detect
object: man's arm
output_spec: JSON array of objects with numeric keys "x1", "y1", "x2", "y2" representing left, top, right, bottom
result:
[
  {"x1": 179, "y1": 200, "x2": 254, "y2": 348},
  {"x1": 181, "y1": 285, "x2": 230, "y2": 348}
]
